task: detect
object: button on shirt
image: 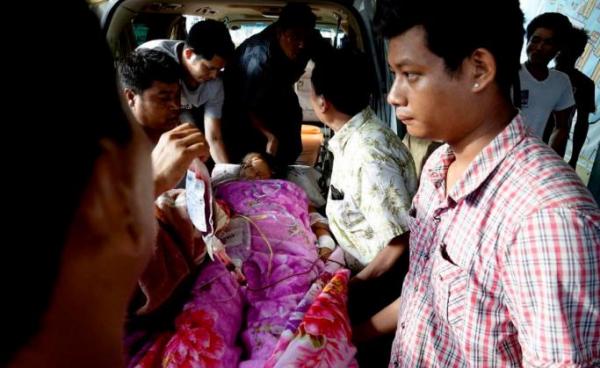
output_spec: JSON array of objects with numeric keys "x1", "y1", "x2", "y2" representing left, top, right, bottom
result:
[
  {"x1": 390, "y1": 116, "x2": 600, "y2": 367},
  {"x1": 326, "y1": 108, "x2": 417, "y2": 270}
]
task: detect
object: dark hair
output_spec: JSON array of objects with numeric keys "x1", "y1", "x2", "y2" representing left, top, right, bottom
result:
[
  {"x1": 276, "y1": 3, "x2": 316, "y2": 30},
  {"x1": 186, "y1": 19, "x2": 235, "y2": 60},
  {"x1": 526, "y1": 12, "x2": 572, "y2": 47},
  {"x1": 375, "y1": 0, "x2": 524, "y2": 99},
  {"x1": 241, "y1": 152, "x2": 287, "y2": 179},
  {"x1": 311, "y1": 49, "x2": 372, "y2": 116},
  {"x1": 2, "y1": 1, "x2": 132, "y2": 364},
  {"x1": 118, "y1": 49, "x2": 181, "y2": 94},
  {"x1": 568, "y1": 27, "x2": 589, "y2": 57}
]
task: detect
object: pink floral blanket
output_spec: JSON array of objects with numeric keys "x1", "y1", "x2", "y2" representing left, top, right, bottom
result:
[{"x1": 129, "y1": 180, "x2": 356, "y2": 367}]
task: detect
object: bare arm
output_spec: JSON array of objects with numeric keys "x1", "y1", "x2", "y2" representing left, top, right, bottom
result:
[
  {"x1": 549, "y1": 106, "x2": 574, "y2": 157},
  {"x1": 354, "y1": 232, "x2": 409, "y2": 281},
  {"x1": 204, "y1": 117, "x2": 229, "y2": 164},
  {"x1": 353, "y1": 297, "x2": 401, "y2": 344},
  {"x1": 249, "y1": 111, "x2": 278, "y2": 156},
  {"x1": 569, "y1": 107, "x2": 591, "y2": 168}
]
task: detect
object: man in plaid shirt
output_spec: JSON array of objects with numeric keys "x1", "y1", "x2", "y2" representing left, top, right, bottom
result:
[{"x1": 353, "y1": 0, "x2": 600, "y2": 366}]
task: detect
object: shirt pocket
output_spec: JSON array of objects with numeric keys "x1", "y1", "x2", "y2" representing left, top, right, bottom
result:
[
  {"x1": 328, "y1": 190, "x2": 360, "y2": 226},
  {"x1": 432, "y1": 243, "x2": 468, "y2": 331}
]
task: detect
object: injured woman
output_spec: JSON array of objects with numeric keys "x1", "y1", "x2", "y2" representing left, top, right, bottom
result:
[
  {"x1": 126, "y1": 155, "x2": 357, "y2": 367},
  {"x1": 234, "y1": 152, "x2": 336, "y2": 261}
]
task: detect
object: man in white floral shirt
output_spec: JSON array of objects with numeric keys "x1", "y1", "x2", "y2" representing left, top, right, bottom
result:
[
  {"x1": 310, "y1": 49, "x2": 418, "y2": 367},
  {"x1": 311, "y1": 49, "x2": 417, "y2": 272}
]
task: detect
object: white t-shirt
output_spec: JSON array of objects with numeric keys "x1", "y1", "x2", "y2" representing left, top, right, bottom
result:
[
  {"x1": 137, "y1": 40, "x2": 225, "y2": 122},
  {"x1": 518, "y1": 65, "x2": 574, "y2": 138}
]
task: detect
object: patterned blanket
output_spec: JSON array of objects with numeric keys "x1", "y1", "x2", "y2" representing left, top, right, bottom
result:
[{"x1": 129, "y1": 180, "x2": 356, "y2": 367}]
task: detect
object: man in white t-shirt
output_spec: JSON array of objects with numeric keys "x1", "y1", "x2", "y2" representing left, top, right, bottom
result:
[
  {"x1": 519, "y1": 12, "x2": 574, "y2": 156},
  {"x1": 138, "y1": 20, "x2": 234, "y2": 164},
  {"x1": 311, "y1": 49, "x2": 417, "y2": 367}
]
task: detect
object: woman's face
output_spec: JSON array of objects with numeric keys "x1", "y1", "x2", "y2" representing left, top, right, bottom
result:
[{"x1": 240, "y1": 156, "x2": 272, "y2": 180}]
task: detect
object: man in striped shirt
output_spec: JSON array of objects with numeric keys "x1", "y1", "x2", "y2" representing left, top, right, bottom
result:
[{"x1": 353, "y1": 0, "x2": 600, "y2": 366}]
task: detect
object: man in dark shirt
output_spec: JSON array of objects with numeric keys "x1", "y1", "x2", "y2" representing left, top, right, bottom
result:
[
  {"x1": 555, "y1": 26, "x2": 596, "y2": 168},
  {"x1": 222, "y1": 3, "x2": 329, "y2": 165}
]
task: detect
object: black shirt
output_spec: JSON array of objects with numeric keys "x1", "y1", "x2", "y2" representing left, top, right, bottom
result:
[{"x1": 222, "y1": 24, "x2": 328, "y2": 164}]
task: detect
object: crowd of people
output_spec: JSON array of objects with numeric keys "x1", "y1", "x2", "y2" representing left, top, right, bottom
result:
[{"x1": 4, "y1": 0, "x2": 599, "y2": 367}]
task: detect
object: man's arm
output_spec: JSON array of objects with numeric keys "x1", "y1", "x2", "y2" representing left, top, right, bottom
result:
[
  {"x1": 152, "y1": 123, "x2": 209, "y2": 197},
  {"x1": 352, "y1": 150, "x2": 416, "y2": 281},
  {"x1": 549, "y1": 106, "x2": 574, "y2": 157},
  {"x1": 237, "y1": 43, "x2": 279, "y2": 156},
  {"x1": 569, "y1": 80, "x2": 596, "y2": 168},
  {"x1": 354, "y1": 232, "x2": 409, "y2": 281},
  {"x1": 503, "y1": 208, "x2": 600, "y2": 365},
  {"x1": 204, "y1": 117, "x2": 229, "y2": 163},
  {"x1": 569, "y1": 106, "x2": 591, "y2": 168},
  {"x1": 248, "y1": 111, "x2": 278, "y2": 156},
  {"x1": 353, "y1": 297, "x2": 401, "y2": 344}
]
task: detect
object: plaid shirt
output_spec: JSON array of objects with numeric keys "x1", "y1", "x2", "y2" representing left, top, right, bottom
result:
[{"x1": 390, "y1": 116, "x2": 600, "y2": 367}]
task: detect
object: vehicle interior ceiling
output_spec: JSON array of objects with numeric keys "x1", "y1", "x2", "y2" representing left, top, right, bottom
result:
[
  {"x1": 105, "y1": 0, "x2": 363, "y2": 53},
  {"x1": 104, "y1": 0, "x2": 365, "y2": 170}
]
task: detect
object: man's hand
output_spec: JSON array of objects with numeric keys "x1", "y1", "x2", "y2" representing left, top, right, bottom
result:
[
  {"x1": 152, "y1": 123, "x2": 209, "y2": 197},
  {"x1": 248, "y1": 111, "x2": 278, "y2": 157},
  {"x1": 266, "y1": 133, "x2": 279, "y2": 156},
  {"x1": 353, "y1": 232, "x2": 409, "y2": 282},
  {"x1": 549, "y1": 106, "x2": 574, "y2": 157},
  {"x1": 318, "y1": 247, "x2": 333, "y2": 260},
  {"x1": 352, "y1": 298, "x2": 401, "y2": 344}
]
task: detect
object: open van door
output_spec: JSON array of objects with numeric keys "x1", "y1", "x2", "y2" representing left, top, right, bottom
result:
[{"x1": 89, "y1": 0, "x2": 392, "y2": 128}]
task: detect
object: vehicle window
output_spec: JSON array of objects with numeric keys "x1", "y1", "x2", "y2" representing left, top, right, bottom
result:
[
  {"x1": 132, "y1": 23, "x2": 150, "y2": 45},
  {"x1": 229, "y1": 23, "x2": 269, "y2": 46},
  {"x1": 183, "y1": 15, "x2": 345, "y2": 48}
]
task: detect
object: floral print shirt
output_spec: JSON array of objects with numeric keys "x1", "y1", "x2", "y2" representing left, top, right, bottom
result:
[{"x1": 326, "y1": 108, "x2": 417, "y2": 270}]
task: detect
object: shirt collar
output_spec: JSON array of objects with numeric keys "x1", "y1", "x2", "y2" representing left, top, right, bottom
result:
[
  {"x1": 328, "y1": 107, "x2": 373, "y2": 156},
  {"x1": 425, "y1": 114, "x2": 528, "y2": 202}
]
